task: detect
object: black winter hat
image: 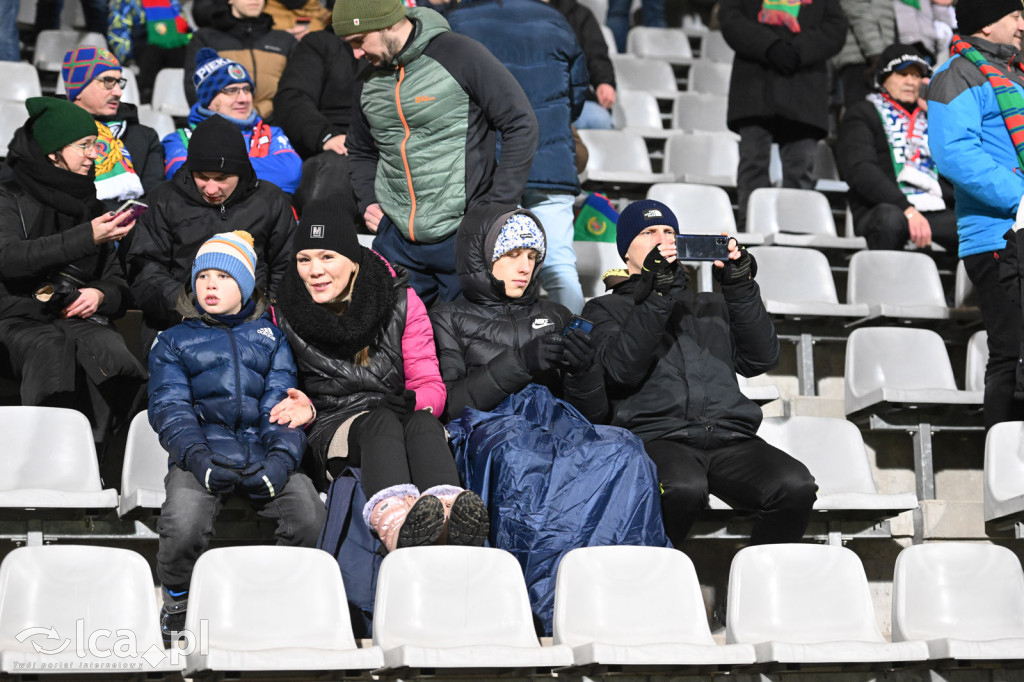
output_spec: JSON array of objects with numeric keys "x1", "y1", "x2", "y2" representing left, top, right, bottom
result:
[
  {"x1": 875, "y1": 43, "x2": 931, "y2": 87},
  {"x1": 615, "y1": 199, "x2": 679, "y2": 261},
  {"x1": 294, "y1": 196, "x2": 363, "y2": 264},
  {"x1": 186, "y1": 115, "x2": 252, "y2": 177},
  {"x1": 955, "y1": 0, "x2": 1024, "y2": 37}
]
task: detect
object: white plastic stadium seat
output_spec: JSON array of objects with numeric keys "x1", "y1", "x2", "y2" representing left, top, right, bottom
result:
[
  {"x1": 626, "y1": 27, "x2": 693, "y2": 64},
  {"x1": 0, "y1": 406, "x2": 117, "y2": 510},
  {"x1": 136, "y1": 105, "x2": 176, "y2": 139},
  {"x1": 700, "y1": 31, "x2": 734, "y2": 63},
  {"x1": 573, "y1": 240, "x2": 624, "y2": 300},
  {"x1": 0, "y1": 102, "x2": 29, "y2": 159},
  {"x1": 34, "y1": 30, "x2": 107, "y2": 72},
  {"x1": 746, "y1": 188, "x2": 866, "y2": 249},
  {"x1": 57, "y1": 67, "x2": 140, "y2": 106},
  {"x1": 610, "y1": 56, "x2": 678, "y2": 99},
  {"x1": 613, "y1": 91, "x2": 672, "y2": 138},
  {"x1": 726, "y1": 544, "x2": 929, "y2": 665},
  {"x1": 749, "y1": 246, "x2": 868, "y2": 320},
  {"x1": 687, "y1": 60, "x2": 731, "y2": 95},
  {"x1": 151, "y1": 68, "x2": 190, "y2": 117},
  {"x1": 119, "y1": 411, "x2": 168, "y2": 517},
  {"x1": 373, "y1": 546, "x2": 573, "y2": 673},
  {"x1": 647, "y1": 183, "x2": 750, "y2": 239},
  {"x1": 0, "y1": 545, "x2": 180, "y2": 675},
  {"x1": 0, "y1": 62, "x2": 42, "y2": 103},
  {"x1": 893, "y1": 543, "x2": 1024, "y2": 661},
  {"x1": 553, "y1": 546, "x2": 755, "y2": 668},
  {"x1": 578, "y1": 129, "x2": 672, "y2": 186},
  {"x1": 966, "y1": 330, "x2": 988, "y2": 393},
  {"x1": 184, "y1": 546, "x2": 383, "y2": 677},
  {"x1": 671, "y1": 92, "x2": 731, "y2": 135},
  {"x1": 984, "y1": 421, "x2": 1024, "y2": 526},
  {"x1": 847, "y1": 251, "x2": 949, "y2": 321},
  {"x1": 663, "y1": 132, "x2": 738, "y2": 188}
]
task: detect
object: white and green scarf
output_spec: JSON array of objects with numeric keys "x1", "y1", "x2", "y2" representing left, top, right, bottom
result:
[{"x1": 867, "y1": 91, "x2": 945, "y2": 212}]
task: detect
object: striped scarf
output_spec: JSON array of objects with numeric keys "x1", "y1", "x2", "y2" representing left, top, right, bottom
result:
[
  {"x1": 951, "y1": 34, "x2": 1024, "y2": 171},
  {"x1": 758, "y1": 0, "x2": 812, "y2": 33}
]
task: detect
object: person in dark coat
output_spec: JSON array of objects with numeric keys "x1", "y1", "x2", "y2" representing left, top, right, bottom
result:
[
  {"x1": 836, "y1": 43, "x2": 957, "y2": 251},
  {"x1": 582, "y1": 199, "x2": 818, "y2": 547},
  {"x1": 0, "y1": 97, "x2": 147, "y2": 451},
  {"x1": 549, "y1": 0, "x2": 617, "y2": 130},
  {"x1": 126, "y1": 115, "x2": 295, "y2": 335},
  {"x1": 718, "y1": 0, "x2": 848, "y2": 227}
]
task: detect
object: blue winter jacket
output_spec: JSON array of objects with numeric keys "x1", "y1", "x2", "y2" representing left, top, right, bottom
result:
[
  {"x1": 927, "y1": 36, "x2": 1024, "y2": 258},
  {"x1": 447, "y1": 0, "x2": 588, "y2": 193},
  {"x1": 148, "y1": 294, "x2": 306, "y2": 472}
]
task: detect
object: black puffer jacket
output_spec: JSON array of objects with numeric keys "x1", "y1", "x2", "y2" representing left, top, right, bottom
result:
[
  {"x1": 582, "y1": 264, "x2": 779, "y2": 446},
  {"x1": 125, "y1": 163, "x2": 295, "y2": 331},
  {"x1": 96, "y1": 101, "x2": 165, "y2": 212},
  {"x1": 430, "y1": 204, "x2": 604, "y2": 422}
]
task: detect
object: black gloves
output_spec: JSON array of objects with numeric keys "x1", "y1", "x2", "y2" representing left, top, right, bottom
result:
[
  {"x1": 517, "y1": 333, "x2": 566, "y2": 376},
  {"x1": 713, "y1": 247, "x2": 757, "y2": 285},
  {"x1": 381, "y1": 389, "x2": 417, "y2": 416},
  {"x1": 766, "y1": 40, "x2": 801, "y2": 76},
  {"x1": 240, "y1": 454, "x2": 292, "y2": 502},
  {"x1": 633, "y1": 245, "x2": 678, "y2": 303},
  {"x1": 563, "y1": 328, "x2": 596, "y2": 373},
  {"x1": 188, "y1": 447, "x2": 241, "y2": 494}
]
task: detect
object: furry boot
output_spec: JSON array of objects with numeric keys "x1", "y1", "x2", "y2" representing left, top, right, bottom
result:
[{"x1": 421, "y1": 485, "x2": 490, "y2": 546}]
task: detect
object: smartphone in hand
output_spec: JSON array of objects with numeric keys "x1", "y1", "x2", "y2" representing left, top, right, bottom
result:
[
  {"x1": 114, "y1": 199, "x2": 148, "y2": 223},
  {"x1": 561, "y1": 315, "x2": 594, "y2": 336},
  {"x1": 675, "y1": 234, "x2": 731, "y2": 261}
]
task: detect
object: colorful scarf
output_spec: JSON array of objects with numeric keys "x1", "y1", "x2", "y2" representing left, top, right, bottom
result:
[
  {"x1": 951, "y1": 34, "x2": 1024, "y2": 172},
  {"x1": 758, "y1": 0, "x2": 813, "y2": 33},
  {"x1": 143, "y1": 0, "x2": 192, "y2": 50},
  {"x1": 868, "y1": 92, "x2": 945, "y2": 211},
  {"x1": 93, "y1": 121, "x2": 144, "y2": 202}
]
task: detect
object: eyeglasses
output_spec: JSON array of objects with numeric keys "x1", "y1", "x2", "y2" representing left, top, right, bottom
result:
[
  {"x1": 94, "y1": 76, "x2": 128, "y2": 90},
  {"x1": 219, "y1": 84, "x2": 253, "y2": 97},
  {"x1": 68, "y1": 140, "x2": 98, "y2": 154}
]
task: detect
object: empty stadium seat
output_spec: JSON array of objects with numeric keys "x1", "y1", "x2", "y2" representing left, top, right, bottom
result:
[
  {"x1": 726, "y1": 544, "x2": 929, "y2": 666},
  {"x1": 984, "y1": 420, "x2": 1024, "y2": 528},
  {"x1": 0, "y1": 545, "x2": 180, "y2": 675},
  {"x1": 647, "y1": 182, "x2": 750, "y2": 238},
  {"x1": 119, "y1": 411, "x2": 167, "y2": 518},
  {"x1": 0, "y1": 102, "x2": 28, "y2": 159},
  {"x1": 373, "y1": 546, "x2": 573, "y2": 673},
  {"x1": 184, "y1": 546, "x2": 383, "y2": 677},
  {"x1": 553, "y1": 546, "x2": 756, "y2": 668},
  {"x1": 746, "y1": 188, "x2": 867, "y2": 250},
  {"x1": 573, "y1": 240, "x2": 623, "y2": 300},
  {"x1": 671, "y1": 92, "x2": 731, "y2": 135},
  {"x1": 613, "y1": 90, "x2": 672, "y2": 137},
  {"x1": 686, "y1": 61, "x2": 731, "y2": 96},
  {"x1": 0, "y1": 62, "x2": 42, "y2": 104},
  {"x1": 577, "y1": 129, "x2": 672, "y2": 186},
  {"x1": 663, "y1": 132, "x2": 738, "y2": 188},
  {"x1": 151, "y1": 68, "x2": 190, "y2": 117},
  {"x1": 954, "y1": 259, "x2": 978, "y2": 309},
  {"x1": 57, "y1": 67, "x2": 140, "y2": 106},
  {"x1": 700, "y1": 31, "x2": 734, "y2": 63},
  {"x1": 846, "y1": 251, "x2": 949, "y2": 321},
  {"x1": 966, "y1": 330, "x2": 987, "y2": 393},
  {"x1": 610, "y1": 56, "x2": 678, "y2": 99},
  {"x1": 136, "y1": 105, "x2": 176, "y2": 139},
  {"x1": 626, "y1": 27, "x2": 693, "y2": 64},
  {"x1": 750, "y1": 246, "x2": 868, "y2": 320},
  {"x1": 0, "y1": 406, "x2": 117, "y2": 510},
  {"x1": 892, "y1": 543, "x2": 1024, "y2": 661},
  {"x1": 600, "y1": 25, "x2": 617, "y2": 54},
  {"x1": 812, "y1": 140, "x2": 849, "y2": 194},
  {"x1": 34, "y1": 30, "x2": 108, "y2": 72}
]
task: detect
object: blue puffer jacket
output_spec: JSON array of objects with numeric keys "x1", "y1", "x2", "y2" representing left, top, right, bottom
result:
[
  {"x1": 148, "y1": 294, "x2": 306, "y2": 472},
  {"x1": 447, "y1": 0, "x2": 588, "y2": 193}
]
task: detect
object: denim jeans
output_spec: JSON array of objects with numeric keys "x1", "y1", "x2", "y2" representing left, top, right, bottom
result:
[
  {"x1": 573, "y1": 100, "x2": 614, "y2": 131},
  {"x1": 0, "y1": 1, "x2": 19, "y2": 62},
  {"x1": 607, "y1": 0, "x2": 667, "y2": 53},
  {"x1": 522, "y1": 189, "x2": 585, "y2": 314}
]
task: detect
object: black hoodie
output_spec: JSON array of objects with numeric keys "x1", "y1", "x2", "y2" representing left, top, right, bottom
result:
[{"x1": 429, "y1": 203, "x2": 605, "y2": 422}]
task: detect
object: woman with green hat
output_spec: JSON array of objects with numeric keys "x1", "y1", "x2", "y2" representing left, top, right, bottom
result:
[{"x1": 0, "y1": 96, "x2": 147, "y2": 477}]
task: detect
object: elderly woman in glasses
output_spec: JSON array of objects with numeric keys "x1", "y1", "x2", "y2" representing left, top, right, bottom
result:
[
  {"x1": 162, "y1": 48, "x2": 302, "y2": 196},
  {"x1": 0, "y1": 97, "x2": 147, "y2": 473}
]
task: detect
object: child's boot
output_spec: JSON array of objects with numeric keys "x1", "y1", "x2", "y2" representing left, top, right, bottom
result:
[
  {"x1": 421, "y1": 485, "x2": 490, "y2": 546},
  {"x1": 364, "y1": 484, "x2": 444, "y2": 553},
  {"x1": 160, "y1": 585, "x2": 189, "y2": 648}
]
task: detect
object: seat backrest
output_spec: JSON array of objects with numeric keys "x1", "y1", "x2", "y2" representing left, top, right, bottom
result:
[
  {"x1": 726, "y1": 544, "x2": 885, "y2": 645},
  {"x1": 955, "y1": 259, "x2": 978, "y2": 308},
  {"x1": 892, "y1": 543, "x2": 1024, "y2": 642},
  {"x1": 663, "y1": 132, "x2": 738, "y2": 183},
  {"x1": 758, "y1": 417, "x2": 878, "y2": 494},
  {"x1": 746, "y1": 188, "x2": 837, "y2": 236},
  {"x1": 186, "y1": 546, "x2": 358, "y2": 651},
  {"x1": 578, "y1": 129, "x2": 654, "y2": 174},
  {"x1": 121, "y1": 411, "x2": 169, "y2": 502},
  {"x1": 151, "y1": 68, "x2": 189, "y2": 116},
  {"x1": 814, "y1": 140, "x2": 841, "y2": 181},
  {"x1": 0, "y1": 406, "x2": 104, "y2": 492},
  {"x1": 966, "y1": 330, "x2": 988, "y2": 393},
  {"x1": 0, "y1": 62, "x2": 42, "y2": 102},
  {"x1": 609, "y1": 55, "x2": 677, "y2": 94},
  {"x1": 747, "y1": 246, "x2": 839, "y2": 304},
  {"x1": 648, "y1": 183, "x2": 736, "y2": 235},
  {"x1": 701, "y1": 31, "x2": 734, "y2": 63},
  {"x1": 671, "y1": 92, "x2": 729, "y2": 133},
  {"x1": 34, "y1": 30, "x2": 108, "y2": 70},
  {"x1": 600, "y1": 24, "x2": 617, "y2": 54},
  {"x1": 626, "y1": 27, "x2": 693, "y2": 61},
  {"x1": 847, "y1": 251, "x2": 947, "y2": 308},
  {"x1": 136, "y1": 105, "x2": 176, "y2": 139},
  {"x1": 687, "y1": 61, "x2": 732, "y2": 95},
  {"x1": 612, "y1": 90, "x2": 664, "y2": 130},
  {"x1": 373, "y1": 546, "x2": 540, "y2": 650},
  {"x1": 57, "y1": 67, "x2": 140, "y2": 106},
  {"x1": 984, "y1": 420, "x2": 1024, "y2": 509},
  {"x1": 553, "y1": 546, "x2": 715, "y2": 647},
  {"x1": 0, "y1": 546, "x2": 163, "y2": 652},
  {"x1": 0, "y1": 102, "x2": 28, "y2": 159},
  {"x1": 578, "y1": 0, "x2": 608, "y2": 32},
  {"x1": 845, "y1": 327, "x2": 959, "y2": 398},
  {"x1": 574, "y1": 240, "x2": 625, "y2": 299}
]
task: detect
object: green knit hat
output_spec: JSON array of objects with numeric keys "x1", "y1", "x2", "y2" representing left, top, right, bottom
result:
[
  {"x1": 25, "y1": 97, "x2": 98, "y2": 155},
  {"x1": 333, "y1": 0, "x2": 407, "y2": 36}
]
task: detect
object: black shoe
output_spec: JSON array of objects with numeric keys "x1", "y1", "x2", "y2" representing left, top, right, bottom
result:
[
  {"x1": 447, "y1": 491, "x2": 490, "y2": 546},
  {"x1": 160, "y1": 587, "x2": 188, "y2": 648},
  {"x1": 395, "y1": 494, "x2": 445, "y2": 550}
]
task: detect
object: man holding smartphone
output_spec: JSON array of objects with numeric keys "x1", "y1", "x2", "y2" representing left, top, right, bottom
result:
[{"x1": 583, "y1": 199, "x2": 817, "y2": 548}]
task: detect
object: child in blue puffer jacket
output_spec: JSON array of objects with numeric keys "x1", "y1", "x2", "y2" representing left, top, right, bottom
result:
[{"x1": 147, "y1": 230, "x2": 326, "y2": 646}]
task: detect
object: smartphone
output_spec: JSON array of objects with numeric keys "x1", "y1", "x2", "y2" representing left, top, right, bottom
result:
[
  {"x1": 561, "y1": 315, "x2": 594, "y2": 336},
  {"x1": 114, "y1": 199, "x2": 148, "y2": 222},
  {"x1": 675, "y1": 234, "x2": 731, "y2": 261}
]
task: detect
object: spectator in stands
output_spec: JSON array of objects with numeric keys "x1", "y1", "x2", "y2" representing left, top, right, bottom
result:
[
  {"x1": 263, "y1": 0, "x2": 333, "y2": 38},
  {"x1": 448, "y1": 0, "x2": 588, "y2": 313},
  {"x1": 719, "y1": 0, "x2": 847, "y2": 228},
  {"x1": 928, "y1": 0, "x2": 1024, "y2": 428},
  {"x1": 895, "y1": 0, "x2": 956, "y2": 64},
  {"x1": 832, "y1": 0, "x2": 894, "y2": 112},
  {"x1": 606, "y1": 0, "x2": 666, "y2": 53},
  {"x1": 164, "y1": 48, "x2": 302, "y2": 196},
  {"x1": 267, "y1": 197, "x2": 489, "y2": 552},
  {"x1": 272, "y1": 25, "x2": 359, "y2": 213},
  {"x1": 836, "y1": 43, "x2": 957, "y2": 252},
  {"x1": 337, "y1": 0, "x2": 538, "y2": 307},
  {"x1": 0, "y1": 97, "x2": 146, "y2": 455},
  {"x1": 184, "y1": 0, "x2": 297, "y2": 120},
  {"x1": 34, "y1": 0, "x2": 107, "y2": 36},
  {"x1": 549, "y1": 0, "x2": 617, "y2": 130},
  {"x1": 583, "y1": 199, "x2": 818, "y2": 547},
  {"x1": 107, "y1": 0, "x2": 191, "y2": 103},
  {"x1": 0, "y1": 2, "x2": 19, "y2": 62},
  {"x1": 62, "y1": 46, "x2": 165, "y2": 213},
  {"x1": 127, "y1": 115, "x2": 295, "y2": 335},
  {"x1": 148, "y1": 230, "x2": 324, "y2": 646}
]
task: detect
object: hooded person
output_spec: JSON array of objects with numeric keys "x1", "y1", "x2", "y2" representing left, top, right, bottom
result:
[
  {"x1": 127, "y1": 113, "x2": 296, "y2": 334},
  {"x1": 162, "y1": 47, "x2": 302, "y2": 195},
  {"x1": 267, "y1": 196, "x2": 488, "y2": 553}
]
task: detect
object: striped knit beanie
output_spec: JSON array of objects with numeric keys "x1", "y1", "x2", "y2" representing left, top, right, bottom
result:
[
  {"x1": 192, "y1": 47, "x2": 252, "y2": 108},
  {"x1": 192, "y1": 231, "x2": 258, "y2": 303},
  {"x1": 62, "y1": 46, "x2": 120, "y2": 103}
]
